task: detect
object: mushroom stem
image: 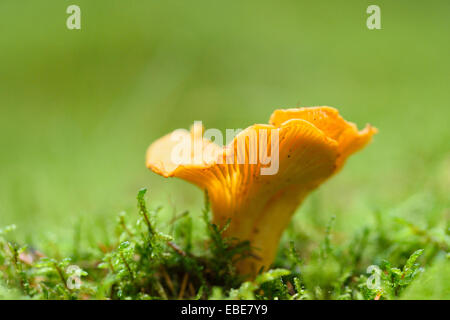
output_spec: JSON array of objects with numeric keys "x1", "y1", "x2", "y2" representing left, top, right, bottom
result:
[{"x1": 227, "y1": 186, "x2": 308, "y2": 276}]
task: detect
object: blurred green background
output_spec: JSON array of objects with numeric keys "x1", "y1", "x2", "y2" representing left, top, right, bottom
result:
[{"x1": 0, "y1": 0, "x2": 449, "y2": 251}]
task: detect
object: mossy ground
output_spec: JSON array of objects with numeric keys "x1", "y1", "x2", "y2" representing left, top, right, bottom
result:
[{"x1": 1, "y1": 189, "x2": 448, "y2": 300}]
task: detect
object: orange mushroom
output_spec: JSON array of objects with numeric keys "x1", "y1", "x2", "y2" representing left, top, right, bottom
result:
[{"x1": 146, "y1": 107, "x2": 377, "y2": 276}]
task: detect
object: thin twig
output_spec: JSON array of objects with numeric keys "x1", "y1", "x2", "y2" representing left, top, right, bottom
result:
[
  {"x1": 160, "y1": 267, "x2": 176, "y2": 296},
  {"x1": 168, "y1": 241, "x2": 187, "y2": 257},
  {"x1": 119, "y1": 252, "x2": 134, "y2": 281},
  {"x1": 178, "y1": 273, "x2": 189, "y2": 299}
]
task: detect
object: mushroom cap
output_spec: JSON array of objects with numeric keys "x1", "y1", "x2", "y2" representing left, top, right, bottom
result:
[
  {"x1": 269, "y1": 107, "x2": 377, "y2": 168},
  {"x1": 146, "y1": 106, "x2": 377, "y2": 275}
]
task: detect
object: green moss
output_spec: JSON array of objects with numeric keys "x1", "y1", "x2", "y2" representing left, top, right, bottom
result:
[{"x1": 0, "y1": 188, "x2": 448, "y2": 300}]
